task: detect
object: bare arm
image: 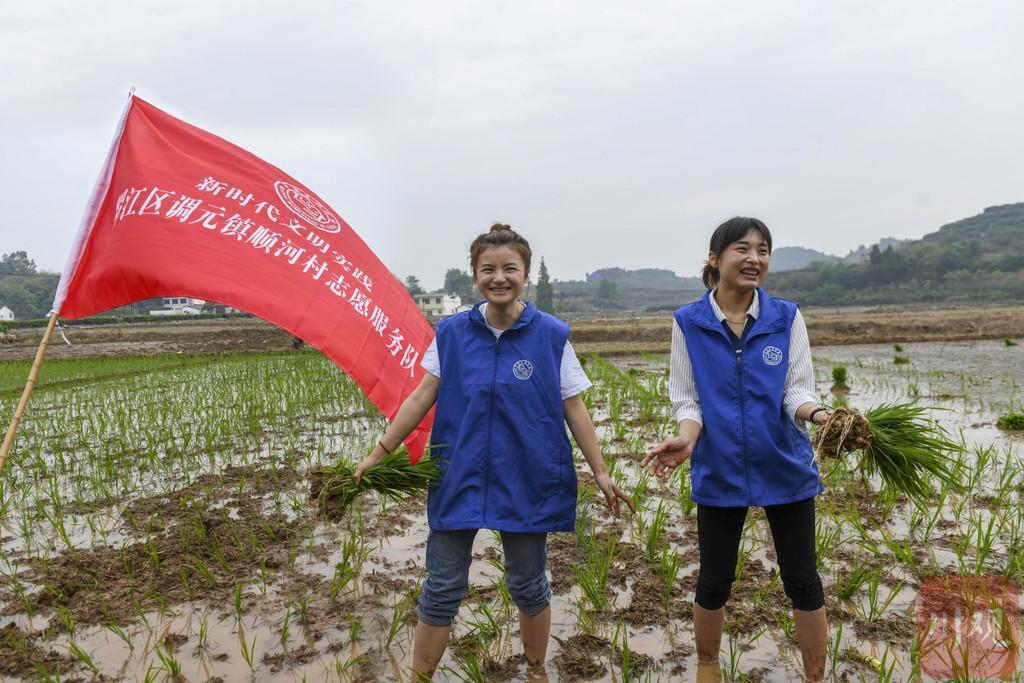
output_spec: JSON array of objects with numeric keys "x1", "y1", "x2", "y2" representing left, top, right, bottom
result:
[
  {"x1": 353, "y1": 373, "x2": 440, "y2": 483},
  {"x1": 795, "y1": 402, "x2": 832, "y2": 425},
  {"x1": 642, "y1": 418, "x2": 702, "y2": 480},
  {"x1": 563, "y1": 394, "x2": 635, "y2": 515}
]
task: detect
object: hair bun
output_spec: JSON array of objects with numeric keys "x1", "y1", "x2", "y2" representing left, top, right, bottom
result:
[{"x1": 489, "y1": 223, "x2": 514, "y2": 234}]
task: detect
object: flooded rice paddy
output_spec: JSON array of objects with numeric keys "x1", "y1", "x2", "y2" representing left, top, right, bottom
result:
[{"x1": 0, "y1": 338, "x2": 1021, "y2": 682}]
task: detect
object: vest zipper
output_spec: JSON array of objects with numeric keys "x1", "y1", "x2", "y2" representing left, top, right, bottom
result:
[
  {"x1": 735, "y1": 347, "x2": 753, "y2": 501},
  {"x1": 483, "y1": 335, "x2": 501, "y2": 525}
]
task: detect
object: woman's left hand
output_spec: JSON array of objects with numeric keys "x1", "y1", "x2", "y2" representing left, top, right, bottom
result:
[{"x1": 594, "y1": 472, "x2": 636, "y2": 516}]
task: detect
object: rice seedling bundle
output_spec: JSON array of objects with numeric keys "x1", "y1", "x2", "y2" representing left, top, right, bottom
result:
[
  {"x1": 310, "y1": 447, "x2": 440, "y2": 511},
  {"x1": 997, "y1": 412, "x2": 1024, "y2": 430},
  {"x1": 812, "y1": 403, "x2": 963, "y2": 501}
]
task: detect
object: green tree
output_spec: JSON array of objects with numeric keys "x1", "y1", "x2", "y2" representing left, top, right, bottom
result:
[
  {"x1": 596, "y1": 278, "x2": 617, "y2": 304},
  {"x1": 443, "y1": 268, "x2": 473, "y2": 301},
  {"x1": 0, "y1": 251, "x2": 37, "y2": 275},
  {"x1": 536, "y1": 258, "x2": 554, "y2": 312},
  {"x1": 405, "y1": 275, "x2": 425, "y2": 296}
]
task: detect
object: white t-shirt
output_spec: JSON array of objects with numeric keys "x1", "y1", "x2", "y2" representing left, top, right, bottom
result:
[{"x1": 421, "y1": 302, "x2": 592, "y2": 400}]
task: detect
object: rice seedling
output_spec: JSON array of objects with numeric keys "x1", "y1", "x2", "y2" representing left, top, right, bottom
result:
[
  {"x1": 813, "y1": 403, "x2": 964, "y2": 501},
  {"x1": 831, "y1": 365, "x2": 849, "y2": 392},
  {"x1": 385, "y1": 598, "x2": 409, "y2": 648},
  {"x1": 875, "y1": 646, "x2": 898, "y2": 683},
  {"x1": 956, "y1": 509, "x2": 1002, "y2": 575},
  {"x1": 154, "y1": 643, "x2": 182, "y2": 679},
  {"x1": 104, "y1": 620, "x2": 134, "y2": 652},
  {"x1": 893, "y1": 343, "x2": 904, "y2": 353},
  {"x1": 348, "y1": 613, "x2": 363, "y2": 644},
  {"x1": 826, "y1": 621, "x2": 844, "y2": 678},
  {"x1": 642, "y1": 499, "x2": 668, "y2": 562},
  {"x1": 1004, "y1": 337, "x2": 1018, "y2": 347},
  {"x1": 238, "y1": 626, "x2": 259, "y2": 673},
  {"x1": 722, "y1": 625, "x2": 768, "y2": 681},
  {"x1": 66, "y1": 641, "x2": 100, "y2": 677},
  {"x1": 464, "y1": 602, "x2": 503, "y2": 642},
  {"x1": 629, "y1": 469, "x2": 651, "y2": 512},
  {"x1": 612, "y1": 620, "x2": 638, "y2": 681},
  {"x1": 814, "y1": 518, "x2": 843, "y2": 570},
  {"x1": 677, "y1": 467, "x2": 696, "y2": 516},
  {"x1": 864, "y1": 571, "x2": 904, "y2": 622},
  {"x1": 310, "y1": 446, "x2": 440, "y2": 511},
  {"x1": 442, "y1": 651, "x2": 487, "y2": 683},
  {"x1": 751, "y1": 572, "x2": 780, "y2": 608},
  {"x1": 232, "y1": 582, "x2": 245, "y2": 622},
  {"x1": 483, "y1": 554, "x2": 514, "y2": 618},
  {"x1": 53, "y1": 606, "x2": 75, "y2": 635},
  {"x1": 331, "y1": 652, "x2": 369, "y2": 676},
  {"x1": 734, "y1": 539, "x2": 753, "y2": 580},
  {"x1": 776, "y1": 608, "x2": 795, "y2": 642},
  {"x1": 573, "y1": 529, "x2": 618, "y2": 612},
  {"x1": 328, "y1": 532, "x2": 372, "y2": 600},
  {"x1": 657, "y1": 546, "x2": 680, "y2": 610},
  {"x1": 835, "y1": 562, "x2": 872, "y2": 600},
  {"x1": 193, "y1": 615, "x2": 209, "y2": 654},
  {"x1": 893, "y1": 355, "x2": 910, "y2": 365},
  {"x1": 279, "y1": 607, "x2": 293, "y2": 648}
]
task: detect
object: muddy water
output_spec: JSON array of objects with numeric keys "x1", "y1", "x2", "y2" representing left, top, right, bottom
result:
[{"x1": 1, "y1": 339, "x2": 1021, "y2": 682}]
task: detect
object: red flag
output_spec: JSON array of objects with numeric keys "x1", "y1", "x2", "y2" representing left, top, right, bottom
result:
[{"x1": 54, "y1": 93, "x2": 434, "y2": 460}]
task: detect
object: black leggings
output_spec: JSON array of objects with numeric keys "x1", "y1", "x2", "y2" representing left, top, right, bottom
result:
[{"x1": 695, "y1": 496, "x2": 824, "y2": 611}]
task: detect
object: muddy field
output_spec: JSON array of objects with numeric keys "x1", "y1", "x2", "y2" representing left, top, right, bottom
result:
[{"x1": 0, "y1": 333, "x2": 1022, "y2": 681}]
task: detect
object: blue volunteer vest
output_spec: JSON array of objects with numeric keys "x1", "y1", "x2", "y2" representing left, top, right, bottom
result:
[
  {"x1": 428, "y1": 301, "x2": 577, "y2": 532},
  {"x1": 675, "y1": 288, "x2": 822, "y2": 507}
]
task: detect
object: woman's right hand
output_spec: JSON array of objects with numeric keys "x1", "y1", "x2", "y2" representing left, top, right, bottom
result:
[
  {"x1": 641, "y1": 435, "x2": 695, "y2": 480},
  {"x1": 352, "y1": 442, "x2": 389, "y2": 486}
]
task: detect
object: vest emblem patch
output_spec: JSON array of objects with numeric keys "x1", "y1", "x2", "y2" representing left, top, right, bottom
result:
[
  {"x1": 762, "y1": 346, "x2": 783, "y2": 366},
  {"x1": 512, "y1": 359, "x2": 534, "y2": 380}
]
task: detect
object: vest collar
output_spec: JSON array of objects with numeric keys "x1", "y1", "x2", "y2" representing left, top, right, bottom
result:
[
  {"x1": 693, "y1": 288, "x2": 785, "y2": 338},
  {"x1": 469, "y1": 299, "x2": 537, "y2": 333}
]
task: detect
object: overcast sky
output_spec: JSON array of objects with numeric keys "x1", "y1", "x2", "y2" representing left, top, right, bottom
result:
[{"x1": 2, "y1": 1, "x2": 1022, "y2": 289}]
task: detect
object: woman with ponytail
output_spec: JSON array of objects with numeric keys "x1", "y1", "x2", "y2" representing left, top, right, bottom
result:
[{"x1": 643, "y1": 217, "x2": 831, "y2": 682}]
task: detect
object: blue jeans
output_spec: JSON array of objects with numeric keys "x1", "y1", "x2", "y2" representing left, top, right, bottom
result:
[{"x1": 416, "y1": 529, "x2": 551, "y2": 626}]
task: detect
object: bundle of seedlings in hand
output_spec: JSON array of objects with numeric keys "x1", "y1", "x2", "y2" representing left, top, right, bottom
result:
[
  {"x1": 812, "y1": 403, "x2": 963, "y2": 501},
  {"x1": 310, "y1": 447, "x2": 440, "y2": 511}
]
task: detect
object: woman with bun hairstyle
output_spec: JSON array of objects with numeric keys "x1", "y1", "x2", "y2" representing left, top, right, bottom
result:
[
  {"x1": 642, "y1": 217, "x2": 831, "y2": 682},
  {"x1": 355, "y1": 224, "x2": 633, "y2": 679}
]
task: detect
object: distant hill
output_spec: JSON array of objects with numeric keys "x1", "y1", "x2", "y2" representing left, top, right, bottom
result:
[
  {"x1": 585, "y1": 267, "x2": 703, "y2": 290},
  {"x1": 772, "y1": 247, "x2": 841, "y2": 271},
  {"x1": 551, "y1": 267, "x2": 703, "y2": 313},
  {"x1": 769, "y1": 203, "x2": 1024, "y2": 305},
  {"x1": 840, "y1": 237, "x2": 912, "y2": 264},
  {"x1": 773, "y1": 238, "x2": 912, "y2": 271}
]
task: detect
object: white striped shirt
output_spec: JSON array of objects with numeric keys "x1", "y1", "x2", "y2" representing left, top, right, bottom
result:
[{"x1": 669, "y1": 290, "x2": 818, "y2": 429}]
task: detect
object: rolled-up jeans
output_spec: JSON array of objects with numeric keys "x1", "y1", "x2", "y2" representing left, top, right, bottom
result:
[{"x1": 416, "y1": 529, "x2": 551, "y2": 626}]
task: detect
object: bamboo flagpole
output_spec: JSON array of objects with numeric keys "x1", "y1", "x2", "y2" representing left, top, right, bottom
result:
[{"x1": 0, "y1": 314, "x2": 58, "y2": 475}]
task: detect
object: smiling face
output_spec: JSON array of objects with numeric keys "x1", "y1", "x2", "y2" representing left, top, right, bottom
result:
[
  {"x1": 474, "y1": 245, "x2": 528, "y2": 305},
  {"x1": 708, "y1": 228, "x2": 771, "y2": 293}
]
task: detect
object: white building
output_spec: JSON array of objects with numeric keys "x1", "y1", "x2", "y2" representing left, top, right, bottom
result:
[
  {"x1": 0, "y1": 306, "x2": 14, "y2": 321},
  {"x1": 150, "y1": 297, "x2": 206, "y2": 316},
  {"x1": 414, "y1": 293, "x2": 461, "y2": 319}
]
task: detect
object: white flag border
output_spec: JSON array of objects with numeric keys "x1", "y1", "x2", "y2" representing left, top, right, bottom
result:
[{"x1": 50, "y1": 88, "x2": 137, "y2": 316}]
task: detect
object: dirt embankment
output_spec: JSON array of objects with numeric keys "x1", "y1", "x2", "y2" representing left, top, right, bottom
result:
[
  {"x1": 0, "y1": 304, "x2": 1021, "y2": 361},
  {"x1": 0, "y1": 318, "x2": 296, "y2": 361},
  {"x1": 567, "y1": 304, "x2": 1024, "y2": 355}
]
